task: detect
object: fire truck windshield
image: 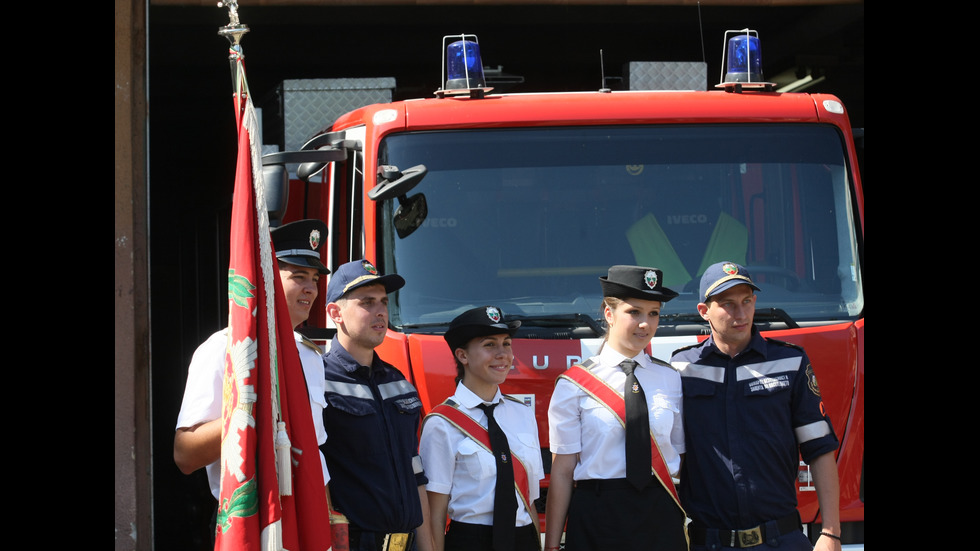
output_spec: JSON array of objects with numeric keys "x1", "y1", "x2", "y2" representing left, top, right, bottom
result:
[{"x1": 376, "y1": 124, "x2": 863, "y2": 336}]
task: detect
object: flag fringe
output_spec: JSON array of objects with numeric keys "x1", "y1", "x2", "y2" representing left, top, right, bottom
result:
[
  {"x1": 275, "y1": 421, "x2": 293, "y2": 496},
  {"x1": 243, "y1": 93, "x2": 293, "y2": 498},
  {"x1": 260, "y1": 518, "x2": 284, "y2": 551}
]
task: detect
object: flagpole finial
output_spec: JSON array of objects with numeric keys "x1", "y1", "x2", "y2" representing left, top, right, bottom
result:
[{"x1": 217, "y1": 0, "x2": 249, "y2": 51}]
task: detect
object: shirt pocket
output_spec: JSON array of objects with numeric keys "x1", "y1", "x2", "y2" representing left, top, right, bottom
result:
[
  {"x1": 580, "y1": 396, "x2": 620, "y2": 440},
  {"x1": 650, "y1": 392, "x2": 680, "y2": 437},
  {"x1": 683, "y1": 378, "x2": 717, "y2": 398},
  {"x1": 741, "y1": 375, "x2": 794, "y2": 436},
  {"x1": 458, "y1": 438, "x2": 493, "y2": 479},
  {"x1": 325, "y1": 393, "x2": 376, "y2": 417},
  {"x1": 390, "y1": 394, "x2": 423, "y2": 416}
]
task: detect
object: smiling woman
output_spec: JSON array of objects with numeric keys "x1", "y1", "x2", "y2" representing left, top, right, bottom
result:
[{"x1": 420, "y1": 305, "x2": 544, "y2": 551}]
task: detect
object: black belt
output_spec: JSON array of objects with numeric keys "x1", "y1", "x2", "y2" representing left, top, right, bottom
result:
[
  {"x1": 689, "y1": 513, "x2": 801, "y2": 548},
  {"x1": 348, "y1": 526, "x2": 416, "y2": 551},
  {"x1": 574, "y1": 478, "x2": 635, "y2": 491}
]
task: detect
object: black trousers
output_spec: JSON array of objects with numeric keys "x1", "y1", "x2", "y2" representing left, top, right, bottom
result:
[
  {"x1": 445, "y1": 519, "x2": 540, "y2": 551},
  {"x1": 566, "y1": 478, "x2": 687, "y2": 551}
]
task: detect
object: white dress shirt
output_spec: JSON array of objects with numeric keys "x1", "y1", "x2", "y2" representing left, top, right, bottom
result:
[
  {"x1": 175, "y1": 328, "x2": 331, "y2": 499},
  {"x1": 548, "y1": 345, "x2": 684, "y2": 482},
  {"x1": 420, "y1": 382, "x2": 544, "y2": 527}
]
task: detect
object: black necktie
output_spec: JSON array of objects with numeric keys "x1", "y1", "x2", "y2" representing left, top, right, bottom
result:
[
  {"x1": 478, "y1": 402, "x2": 517, "y2": 551},
  {"x1": 622, "y1": 358, "x2": 652, "y2": 489}
]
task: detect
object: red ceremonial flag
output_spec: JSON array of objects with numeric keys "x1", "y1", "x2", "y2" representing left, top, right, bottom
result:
[{"x1": 216, "y1": 42, "x2": 332, "y2": 551}]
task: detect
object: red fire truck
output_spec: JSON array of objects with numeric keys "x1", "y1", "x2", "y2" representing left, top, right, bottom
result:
[{"x1": 263, "y1": 31, "x2": 864, "y2": 546}]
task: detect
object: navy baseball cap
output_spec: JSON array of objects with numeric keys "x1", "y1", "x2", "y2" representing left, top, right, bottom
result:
[
  {"x1": 444, "y1": 306, "x2": 521, "y2": 352},
  {"x1": 271, "y1": 219, "x2": 329, "y2": 275},
  {"x1": 599, "y1": 265, "x2": 678, "y2": 302},
  {"x1": 699, "y1": 261, "x2": 761, "y2": 303},
  {"x1": 325, "y1": 259, "x2": 405, "y2": 304}
]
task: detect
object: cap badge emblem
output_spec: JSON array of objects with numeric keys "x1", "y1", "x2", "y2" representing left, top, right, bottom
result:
[
  {"x1": 643, "y1": 270, "x2": 658, "y2": 289},
  {"x1": 308, "y1": 229, "x2": 321, "y2": 250},
  {"x1": 486, "y1": 306, "x2": 501, "y2": 323},
  {"x1": 722, "y1": 262, "x2": 738, "y2": 276},
  {"x1": 362, "y1": 260, "x2": 378, "y2": 275}
]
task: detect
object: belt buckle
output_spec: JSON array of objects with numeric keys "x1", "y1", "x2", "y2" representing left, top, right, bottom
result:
[
  {"x1": 737, "y1": 526, "x2": 763, "y2": 547},
  {"x1": 382, "y1": 532, "x2": 411, "y2": 551}
]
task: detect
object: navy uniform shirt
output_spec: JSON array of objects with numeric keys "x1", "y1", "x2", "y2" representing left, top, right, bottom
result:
[
  {"x1": 320, "y1": 336, "x2": 427, "y2": 533},
  {"x1": 670, "y1": 328, "x2": 839, "y2": 530}
]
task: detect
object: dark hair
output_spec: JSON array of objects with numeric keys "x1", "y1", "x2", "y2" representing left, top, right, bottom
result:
[{"x1": 454, "y1": 356, "x2": 465, "y2": 386}]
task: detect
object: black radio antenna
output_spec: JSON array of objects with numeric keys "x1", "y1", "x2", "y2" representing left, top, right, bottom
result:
[{"x1": 697, "y1": 0, "x2": 706, "y2": 64}]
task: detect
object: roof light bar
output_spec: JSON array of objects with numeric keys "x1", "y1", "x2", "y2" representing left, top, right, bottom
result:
[
  {"x1": 716, "y1": 29, "x2": 775, "y2": 92},
  {"x1": 436, "y1": 34, "x2": 494, "y2": 98}
]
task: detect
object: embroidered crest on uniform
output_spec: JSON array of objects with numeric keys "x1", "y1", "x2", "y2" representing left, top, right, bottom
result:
[
  {"x1": 308, "y1": 229, "x2": 321, "y2": 250},
  {"x1": 806, "y1": 363, "x2": 821, "y2": 396},
  {"x1": 362, "y1": 260, "x2": 378, "y2": 275},
  {"x1": 500, "y1": 452, "x2": 509, "y2": 464},
  {"x1": 486, "y1": 306, "x2": 502, "y2": 323},
  {"x1": 722, "y1": 262, "x2": 738, "y2": 275},
  {"x1": 631, "y1": 380, "x2": 641, "y2": 394},
  {"x1": 644, "y1": 270, "x2": 658, "y2": 289}
]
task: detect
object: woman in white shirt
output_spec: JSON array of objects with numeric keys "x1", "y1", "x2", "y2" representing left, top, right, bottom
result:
[
  {"x1": 544, "y1": 265, "x2": 688, "y2": 551},
  {"x1": 420, "y1": 306, "x2": 543, "y2": 551}
]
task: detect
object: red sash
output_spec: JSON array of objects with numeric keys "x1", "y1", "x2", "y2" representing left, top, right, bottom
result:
[
  {"x1": 425, "y1": 399, "x2": 533, "y2": 515},
  {"x1": 558, "y1": 360, "x2": 684, "y2": 512}
]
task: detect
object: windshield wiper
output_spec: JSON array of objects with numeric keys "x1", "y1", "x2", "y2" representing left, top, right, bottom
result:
[
  {"x1": 399, "y1": 313, "x2": 604, "y2": 337},
  {"x1": 661, "y1": 308, "x2": 798, "y2": 329},
  {"x1": 508, "y1": 313, "x2": 605, "y2": 337},
  {"x1": 752, "y1": 308, "x2": 799, "y2": 328}
]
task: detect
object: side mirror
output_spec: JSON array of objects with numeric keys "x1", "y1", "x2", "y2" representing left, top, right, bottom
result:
[
  {"x1": 369, "y1": 164, "x2": 427, "y2": 202},
  {"x1": 262, "y1": 164, "x2": 290, "y2": 225},
  {"x1": 393, "y1": 194, "x2": 428, "y2": 239}
]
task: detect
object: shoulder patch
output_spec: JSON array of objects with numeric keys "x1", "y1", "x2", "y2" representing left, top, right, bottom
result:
[
  {"x1": 806, "y1": 363, "x2": 821, "y2": 397},
  {"x1": 299, "y1": 335, "x2": 323, "y2": 355}
]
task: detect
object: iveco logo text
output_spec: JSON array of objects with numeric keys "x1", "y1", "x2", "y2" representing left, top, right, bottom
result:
[
  {"x1": 421, "y1": 218, "x2": 457, "y2": 228},
  {"x1": 666, "y1": 214, "x2": 709, "y2": 224},
  {"x1": 531, "y1": 355, "x2": 583, "y2": 370}
]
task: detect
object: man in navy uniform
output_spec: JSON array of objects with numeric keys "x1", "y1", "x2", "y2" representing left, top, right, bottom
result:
[
  {"x1": 320, "y1": 259, "x2": 435, "y2": 551},
  {"x1": 670, "y1": 261, "x2": 842, "y2": 551}
]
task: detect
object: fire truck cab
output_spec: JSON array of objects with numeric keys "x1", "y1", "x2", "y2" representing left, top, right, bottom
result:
[{"x1": 263, "y1": 32, "x2": 864, "y2": 547}]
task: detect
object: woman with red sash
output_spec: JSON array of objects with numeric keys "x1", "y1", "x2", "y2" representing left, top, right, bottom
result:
[
  {"x1": 544, "y1": 266, "x2": 688, "y2": 551},
  {"x1": 420, "y1": 306, "x2": 544, "y2": 551}
]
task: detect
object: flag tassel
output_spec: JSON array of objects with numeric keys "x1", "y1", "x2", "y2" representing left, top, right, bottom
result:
[{"x1": 275, "y1": 421, "x2": 293, "y2": 496}]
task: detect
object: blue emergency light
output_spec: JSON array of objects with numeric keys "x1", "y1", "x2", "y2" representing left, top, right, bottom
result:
[
  {"x1": 437, "y1": 34, "x2": 493, "y2": 98},
  {"x1": 447, "y1": 38, "x2": 485, "y2": 88},
  {"x1": 717, "y1": 29, "x2": 774, "y2": 91}
]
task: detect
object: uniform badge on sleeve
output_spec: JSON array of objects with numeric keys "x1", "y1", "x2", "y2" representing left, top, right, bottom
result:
[{"x1": 806, "y1": 363, "x2": 821, "y2": 396}]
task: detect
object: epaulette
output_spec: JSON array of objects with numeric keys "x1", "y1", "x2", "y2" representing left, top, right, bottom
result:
[
  {"x1": 767, "y1": 337, "x2": 804, "y2": 352},
  {"x1": 647, "y1": 354, "x2": 677, "y2": 371},
  {"x1": 299, "y1": 335, "x2": 323, "y2": 355},
  {"x1": 671, "y1": 341, "x2": 703, "y2": 355},
  {"x1": 502, "y1": 393, "x2": 531, "y2": 406}
]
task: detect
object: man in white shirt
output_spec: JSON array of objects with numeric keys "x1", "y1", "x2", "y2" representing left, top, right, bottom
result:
[{"x1": 173, "y1": 219, "x2": 332, "y2": 542}]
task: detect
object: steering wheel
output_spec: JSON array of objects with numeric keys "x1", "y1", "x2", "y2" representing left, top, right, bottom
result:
[{"x1": 745, "y1": 265, "x2": 801, "y2": 291}]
